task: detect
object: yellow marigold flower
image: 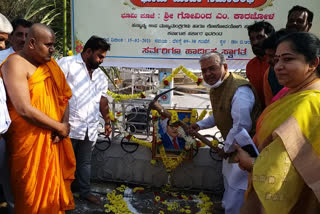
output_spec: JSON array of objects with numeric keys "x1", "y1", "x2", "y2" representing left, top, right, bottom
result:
[
  {"x1": 185, "y1": 209, "x2": 191, "y2": 213},
  {"x1": 155, "y1": 196, "x2": 161, "y2": 201},
  {"x1": 150, "y1": 160, "x2": 157, "y2": 165},
  {"x1": 67, "y1": 50, "x2": 73, "y2": 56}
]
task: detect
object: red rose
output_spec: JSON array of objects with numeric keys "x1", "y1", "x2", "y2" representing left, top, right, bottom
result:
[
  {"x1": 116, "y1": 112, "x2": 121, "y2": 115},
  {"x1": 197, "y1": 141, "x2": 201, "y2": 148},
  {"x1": 157, "y1": 141, "x2": 163, "y2": 145},
  {"x1": 188, "y1": 196, "x2": 193, "y2": 200},
  {"x1": 126, "y1": 135, "x2": 132, "y2": 141},
  {"x1": 196, "y1": 78, "x2": 203, "y2": 86},
  {"x1": 163, "y1": 80, "x2": 169, "y2": 86},
  {"x1": 140, "y1": 93, "x2": 146, "y2": 98}
]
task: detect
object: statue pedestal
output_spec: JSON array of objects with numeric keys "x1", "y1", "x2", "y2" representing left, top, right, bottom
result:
[{"x1": 91, "y1": 138, "x2": 224, "y2": 193}]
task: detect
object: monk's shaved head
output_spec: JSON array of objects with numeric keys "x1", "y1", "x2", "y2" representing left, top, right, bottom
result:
[
  {"x1": 27, "y1": 23, "x2": 55, "y2": 41},
  {"x1": 22, "y1": 23, "x2": 56, "y2": 66}
]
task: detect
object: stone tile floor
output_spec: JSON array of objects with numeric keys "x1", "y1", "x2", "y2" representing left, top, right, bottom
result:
[{"x1": 67, "y1": 181, "x2": 224, "y2": 214}]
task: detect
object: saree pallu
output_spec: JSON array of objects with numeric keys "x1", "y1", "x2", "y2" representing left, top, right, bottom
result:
[
  {"x1": 4, "y1": 58, "x2": 76, "y2": 214},
  {"x1": 240, "y1": 90, "x2": 320, "y2": 214}
]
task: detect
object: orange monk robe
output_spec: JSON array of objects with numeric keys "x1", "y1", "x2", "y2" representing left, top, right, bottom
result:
[
  {"x1": 246, "y1": 55, "x2": 269, "y2": 107},
  {"x1": 4, "y1": 58, "x2": 76, "y2": 214}
]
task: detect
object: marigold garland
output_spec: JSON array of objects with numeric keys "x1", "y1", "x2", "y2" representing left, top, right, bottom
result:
[
  {"x1": 125, "y1": 134, "x2": 152, "y2": 148},
  {"x1": 197, "y1": 109, "x2": 207, "y2": 122},
  {"x1": 161, "y1": 65, "x2": 203, "y2": 87},
  {"x1": 190, "y1": 109, "x2": 198, "y2": 124},
  {"x1": 107, "y1": 90, "x2": 146, "y2": 102},
  {"x1": 153, "y1": 114, "x2": 192, "y2": 172},
  {"x1": 159, "y1": 145, "x2": 187, "y2": 172},
  {"x1": 109, "y1": 108, "x2": 216, "y2": 172}
]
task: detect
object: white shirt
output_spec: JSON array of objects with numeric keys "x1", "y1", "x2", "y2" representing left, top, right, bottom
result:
[
  {"x1": 0, "y1": 47, "x2": 14, "y2": 64},
  {"x1": 197, "y1": 85, "x2": 255, "y2": 190},
  {"x1": 58, "y1": 54, "x2": 109, "y2": 142},
  {"x1": 0, "y1": 78, "x2": 10, "y2": 134}
]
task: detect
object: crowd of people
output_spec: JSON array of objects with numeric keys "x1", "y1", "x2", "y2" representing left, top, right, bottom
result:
[{"x1": 0, "y1": 4, "x2": 319, "y2": 214}]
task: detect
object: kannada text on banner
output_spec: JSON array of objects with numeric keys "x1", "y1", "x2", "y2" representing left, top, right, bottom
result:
[{"x1": 72, "y1": 0, "x2": 320, "y2": 69}]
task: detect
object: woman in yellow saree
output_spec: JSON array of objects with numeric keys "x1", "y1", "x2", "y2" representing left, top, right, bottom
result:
[{"x1": 235, "y1": 32, "x2": 320, "y2": 214}]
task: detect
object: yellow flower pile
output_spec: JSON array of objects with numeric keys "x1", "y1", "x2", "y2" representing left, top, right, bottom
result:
[
  {"x1": 107, "y1": 90, "x2": 145, "y2": 102},
  {"x1": 196, "y1": 192, "x2": 214, "y2": 214},
  {"x1": 104, "y1": 185, "x2": 133, "y2": 214}
]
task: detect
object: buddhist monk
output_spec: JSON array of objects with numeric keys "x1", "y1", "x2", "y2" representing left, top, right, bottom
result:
[{"x1": 1, "y1": 23, "x2": 76, "y2": 214}]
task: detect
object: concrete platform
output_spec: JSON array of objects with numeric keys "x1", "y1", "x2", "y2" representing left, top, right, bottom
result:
[{"x1": 91, "y1": 137, "x2": 224, "y2": 193}]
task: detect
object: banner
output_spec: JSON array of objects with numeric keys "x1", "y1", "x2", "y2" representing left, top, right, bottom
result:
[{"x1": 72, "y1": 0, "x2": 320, "y2": 69}]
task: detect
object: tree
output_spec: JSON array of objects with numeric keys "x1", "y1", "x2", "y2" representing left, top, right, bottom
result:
[{"x1": 0, "y1": 0, "x2": 71, "y2": 57}]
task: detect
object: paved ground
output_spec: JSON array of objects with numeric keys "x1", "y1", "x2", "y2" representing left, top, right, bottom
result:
[{"x1": 67, "y1": 181, "x2": 224, "y2": 214}]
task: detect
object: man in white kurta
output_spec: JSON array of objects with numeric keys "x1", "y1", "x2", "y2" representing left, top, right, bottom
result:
[
  {"x1": 58, "y1": 36, "x2": 112, "y2": 205},
  {"x1": 189, "y1": 52, "x2": 261, "y2": 214}
]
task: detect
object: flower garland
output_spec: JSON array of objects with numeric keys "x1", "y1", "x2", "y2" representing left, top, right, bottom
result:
[
  {"x1": 105, "y1": 65, "x2": 202, "y2": 103},
  {"x1": 153, "y1": 110, "x2": 197, "y2": 172},
  {"x1": 107, "y1": 90, "x2": 146, "y2": 102},
  {"x1": 109, "y1": 111, "x2": 153, "y2": 148},
  {"x1": 159, "y1": 145, "x2": 187, "y2": 172},
  {"x1": 125, "y1": 134, "x2": 152, "y2": 148},
  {"x1": 190, "y1": 109, "x2": 198, "y2": 124},
  {"x1": 162, "y1": 65, "x2": 203, "y2": 87},
  {"x1": 108, "y1": 109, "x2": 217, "y2": 172},
  {"x1": 197, "y1": 109, "x2": 207, "y2": 122}
]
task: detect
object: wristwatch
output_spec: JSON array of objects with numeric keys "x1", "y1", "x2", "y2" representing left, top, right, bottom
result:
[{"x1": 105, "y1": 122, "x2": 111, "y2": 126}]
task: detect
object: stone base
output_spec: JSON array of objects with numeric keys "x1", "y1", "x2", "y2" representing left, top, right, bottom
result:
[{"x1": 91, "y1": 138, "x2": 224, "y2": 194}]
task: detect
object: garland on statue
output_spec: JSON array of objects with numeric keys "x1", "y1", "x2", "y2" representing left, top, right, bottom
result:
[
  {"x1": 105, "y1": 65, "x2": 217, "y2": 172},
  {"x1": 108, "y1": 109, "x2": 219, "y2": 172}
]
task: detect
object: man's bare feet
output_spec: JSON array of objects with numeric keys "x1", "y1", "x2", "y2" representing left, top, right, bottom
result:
[{"x1": 81, "y1": 194, "x2": 101, "y2": 205}]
